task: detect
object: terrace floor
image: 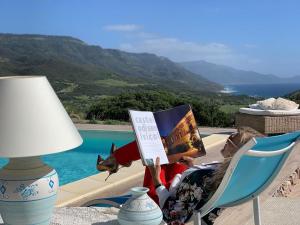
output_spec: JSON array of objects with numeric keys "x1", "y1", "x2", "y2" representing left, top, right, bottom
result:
[{"x1": 35, "y1": 195, "x2": 300, "y2": 225}]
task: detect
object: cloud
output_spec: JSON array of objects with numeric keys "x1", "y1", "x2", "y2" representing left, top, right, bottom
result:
[
  {"x1": 103, "y1": 24, "x2": 142, "y2": 32},
  {"x1": 244, "y1": 43, "x2": 257, "y2": 49},
  {"x1": 104, "y1": 25, "x2": 261, "y2": 70},
  {"x1": 120, "y1": 37, "x2": 258, "y2": 69},
  {"x1": 120, "y1": 38, "x2": 233, "y2": 61},
  {"x1": 135, "y1": 32, "x2": 157, "y2": 39}
]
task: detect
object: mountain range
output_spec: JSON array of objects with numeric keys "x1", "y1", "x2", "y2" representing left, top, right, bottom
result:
[
  {"x1": 180, "y1": 60, "x2": 300, "y2": 85},
  {"x1": 0, "y1": 33, "x2": 221, "y2": 100},
  {"x1": 1, "y1": 33, "x2": 299, "y2": 101}
]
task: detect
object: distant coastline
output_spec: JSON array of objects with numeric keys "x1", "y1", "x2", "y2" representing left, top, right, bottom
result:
[
  {"x1": 221, "y1": 83, "x2": 300, "y2": 98},
  {"x1": 220, "y1": 87, "x2": 236, "y2": 94}
]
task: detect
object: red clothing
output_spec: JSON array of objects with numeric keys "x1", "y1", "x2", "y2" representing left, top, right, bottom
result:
[{"x1": 112, "y1": 141, "x2": 188, "y2": 204}]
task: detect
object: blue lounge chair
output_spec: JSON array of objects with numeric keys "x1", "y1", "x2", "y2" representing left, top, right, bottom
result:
[
  {"x1": 86, "y1": 131, "x2": 300, "y2": 225},
  {"x1": 193, "y1": 131, "x2": 300, "y2": 225}
]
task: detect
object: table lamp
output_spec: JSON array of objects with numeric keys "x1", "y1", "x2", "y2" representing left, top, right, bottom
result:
[{"x1": 0, "y1": 76, "x2": 83, "y2": 225}]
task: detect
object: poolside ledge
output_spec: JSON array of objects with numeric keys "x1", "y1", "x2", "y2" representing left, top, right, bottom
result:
[{"x1": 56, "y1": 133, "x2": 230, "y2": 207}]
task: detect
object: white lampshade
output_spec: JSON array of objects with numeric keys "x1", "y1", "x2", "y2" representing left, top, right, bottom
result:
[{"x1": 0, "y1": 76, "x2": 83, "y2": 158}]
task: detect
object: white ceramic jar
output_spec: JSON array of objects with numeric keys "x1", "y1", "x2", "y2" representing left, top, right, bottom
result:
[{"x1": 118, "y1": 187, "x2": 163, "y2": 225}]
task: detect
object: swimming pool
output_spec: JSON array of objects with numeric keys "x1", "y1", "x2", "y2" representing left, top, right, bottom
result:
[{"x1": 0, "y1": 130, "x2": 135, "y2": 186}]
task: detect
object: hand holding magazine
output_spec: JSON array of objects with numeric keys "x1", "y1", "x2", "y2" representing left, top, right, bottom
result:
[{"x1": 129, "y1": 104, "x2": 206, "y2": 166}]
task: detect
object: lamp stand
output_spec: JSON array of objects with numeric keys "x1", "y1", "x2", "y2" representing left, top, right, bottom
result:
[{"x1": 0, "y1": 156, "x2": 58, "y2": 225}]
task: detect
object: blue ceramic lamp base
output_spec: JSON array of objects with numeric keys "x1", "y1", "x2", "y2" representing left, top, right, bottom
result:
[{"x1": 0, "y1": 156, "x2": 58, "y2": 225}]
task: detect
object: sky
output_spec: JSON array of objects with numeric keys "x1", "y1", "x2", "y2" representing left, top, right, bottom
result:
[{"x1": 1, "y1": 0, "x2": 300, "y2": 77}]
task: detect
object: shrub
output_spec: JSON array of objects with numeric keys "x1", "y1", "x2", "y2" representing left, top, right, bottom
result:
[{"x1": 86, "y1": 91, "x2": 235, "y2": 127}]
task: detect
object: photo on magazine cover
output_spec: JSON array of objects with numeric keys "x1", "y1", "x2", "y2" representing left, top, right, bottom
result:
[{"x1": 154, "y1": 104, "x2": 206, "y2": 163}]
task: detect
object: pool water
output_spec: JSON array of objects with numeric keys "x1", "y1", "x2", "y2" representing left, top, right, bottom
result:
[{"x1": 0, "y1": 130, "x2": 135, "y2": 186}]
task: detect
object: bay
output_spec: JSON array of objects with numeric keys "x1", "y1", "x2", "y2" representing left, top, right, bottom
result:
[{"x1": 223, "y1": 83, "x2": 300, "y2": 98}]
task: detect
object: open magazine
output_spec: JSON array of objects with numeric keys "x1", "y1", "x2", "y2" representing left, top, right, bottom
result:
[{"x1": 129, "y1": 104, "x2": 206, "y2": 166}]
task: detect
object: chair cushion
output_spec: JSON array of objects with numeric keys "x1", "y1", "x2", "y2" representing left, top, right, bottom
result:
[
  {"x1": 257, "y1": 98, "x2": 276, "y2": 110},
  {"x1": 251, "y1": 98, "x2": 299, "y2": 111},
  {"x1": 239, "y1": 108, "x2": 300, "y2": 116},
  {"x1": 273, "y1": 97, "x2": 299, "y2": 110}
]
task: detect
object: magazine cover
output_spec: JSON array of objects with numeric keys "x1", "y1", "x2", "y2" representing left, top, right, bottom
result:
[
  {"x1": 154, "y1": 104, "x2": 206, "y2": 163},
  {"x1": 129, "y1": 110, "x2": 169, "y2": 165}
]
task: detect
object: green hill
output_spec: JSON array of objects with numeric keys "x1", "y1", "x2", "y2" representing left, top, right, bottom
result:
[
  {"x1": 286, "y1": 90, "x2": 300, "y2": 104},
  {"x1": 180, "y1": 60, "x2": 298, "y2": 85},
  {"x1": 0, "y1": 33, "x2": 221, "y2": 100}
]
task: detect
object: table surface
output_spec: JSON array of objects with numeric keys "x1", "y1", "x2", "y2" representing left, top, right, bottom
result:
[
  {"x1": 1, "y1": 207, "x2": 166, "y2": 225},
  {"x1": 51, "y1": 207, "x2": 120, "y2": 225}
]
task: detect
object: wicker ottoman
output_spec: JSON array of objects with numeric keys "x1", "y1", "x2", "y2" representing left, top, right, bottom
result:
[{"x1": 235, "y1": 113, "x2": 300, "y2": 135}]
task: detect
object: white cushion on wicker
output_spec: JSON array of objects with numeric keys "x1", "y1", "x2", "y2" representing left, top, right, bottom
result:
[
  {"x1": 239, "y1": 108, "x2": 300, "y2": 116},
  {"x1": 249, "y1": 103, "x2": 261, "y2": 109},
  {"x1": 256, "y1": 98, "x2": 276, "y2": 110},
  {"x1": 273, "y1": 97, "x2": 299, "y2": 110}
]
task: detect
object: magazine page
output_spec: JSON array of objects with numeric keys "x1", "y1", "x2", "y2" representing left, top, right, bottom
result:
[
  {"x1": 153, "y1": 104, "x2": 206, "y2": 163},
  {"x1": 129, "y1": 110, "x2": 169, "y2": 166}
]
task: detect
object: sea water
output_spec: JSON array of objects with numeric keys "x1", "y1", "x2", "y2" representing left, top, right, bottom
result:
[{"x1": 223, "y1": 83, "x2": 300, "y2": 98}]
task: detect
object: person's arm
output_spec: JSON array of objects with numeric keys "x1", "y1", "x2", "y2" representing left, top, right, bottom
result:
[
  {"x1": 155, "y1": 185, "x2": 170, "y2": 208},
  {"x1": 179, "y1": 156, "x2": 195, "y2": 167},
  {"x1": 147, "y1": 157, "x2": 171, "y2": 207}
]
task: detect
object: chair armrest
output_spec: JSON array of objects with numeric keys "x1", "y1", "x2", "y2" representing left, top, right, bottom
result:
[{"x1": 246, "y1": 142, "x2": 295, "y2": 157}]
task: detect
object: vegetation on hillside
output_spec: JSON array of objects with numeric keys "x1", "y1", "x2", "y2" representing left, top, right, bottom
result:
[
  {"x1": 286, "y1": 90, "x2": 300, "y2": 104},
  {"x1": 84, "y1": 91, "x2": 255, "y2": 127}
]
